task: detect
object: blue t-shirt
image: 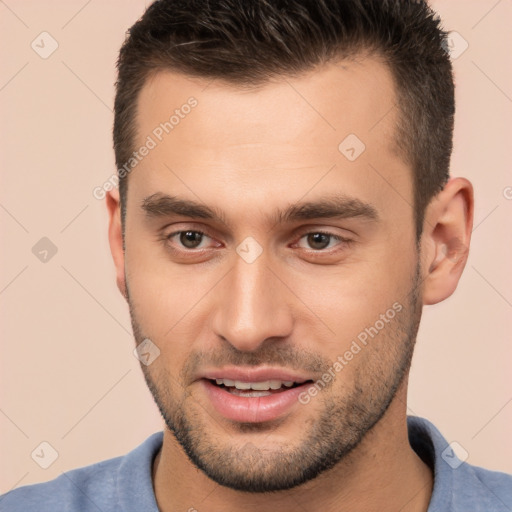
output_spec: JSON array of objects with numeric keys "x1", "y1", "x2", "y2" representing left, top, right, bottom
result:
[{"x1": 1, "y1": 416, "x2": 511, "y2": 511}]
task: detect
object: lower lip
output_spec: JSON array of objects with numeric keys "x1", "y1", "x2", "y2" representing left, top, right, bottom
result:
[{"x1": 200, "y1": 379, "x2": 310, "y2": 423}]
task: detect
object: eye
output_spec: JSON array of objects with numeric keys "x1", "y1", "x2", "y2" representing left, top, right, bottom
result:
[
  {"x1": 167, "y1": 230, "x2": 212, "y2": 250},
  {"x1": 296, "y1": 231, "x2": 350, "y2": 251}
]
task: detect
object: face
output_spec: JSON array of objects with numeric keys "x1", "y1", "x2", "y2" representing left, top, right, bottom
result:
[{"x1": 122, "y1": 58, "x2": 424, "y2": 492}]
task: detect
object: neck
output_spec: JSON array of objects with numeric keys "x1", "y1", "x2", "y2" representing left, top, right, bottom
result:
[{"x1": 152, "y1": 383, "x2": 433, "y2": 512}]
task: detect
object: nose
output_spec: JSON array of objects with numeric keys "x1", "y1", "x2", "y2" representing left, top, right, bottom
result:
[{"x1": 211, "y1": 253, "x2": 294, "y2": 352}]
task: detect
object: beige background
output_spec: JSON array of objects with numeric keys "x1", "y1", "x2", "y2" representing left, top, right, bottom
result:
[{"x1": 1, "y1": 0, "x2": 511, "y2": 493}]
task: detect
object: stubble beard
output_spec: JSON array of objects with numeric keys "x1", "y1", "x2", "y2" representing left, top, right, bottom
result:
[{"x1": 127, "y1": 264, "x2": 423, "y2": 493}]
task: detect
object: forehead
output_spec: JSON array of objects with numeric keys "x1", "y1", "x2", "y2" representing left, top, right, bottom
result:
[
  {"x1": 136, "y1": 56, "x2": 399, "y2": 150},
  {"x1": 129, "y1": 57, "x2": 412, "y2": 225}
]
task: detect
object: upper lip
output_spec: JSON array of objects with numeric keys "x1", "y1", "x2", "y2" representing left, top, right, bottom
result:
[{"x1": 199, "y1": 366, "x2": 313, "y2": 384}]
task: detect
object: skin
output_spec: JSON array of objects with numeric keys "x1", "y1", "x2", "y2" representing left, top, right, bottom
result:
[{"x1": 106, "y1": 56, "x2": 473, "y2": 511}]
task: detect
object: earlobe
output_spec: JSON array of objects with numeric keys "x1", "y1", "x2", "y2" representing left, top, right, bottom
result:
[
  {"x1": 421, "y1": 177, "x2": 474, "y2": 305},
  {"x1": 106, "y1": 188, "x2": 127, "y2": 301}
]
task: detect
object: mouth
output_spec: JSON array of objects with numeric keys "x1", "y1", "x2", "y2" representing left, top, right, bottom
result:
[
  {"x1": 200, "y1": 375, "x2": 315, "y2": 423},
  {"x1": 208, "y1": 378, "x2": 307, "y2": 397}
]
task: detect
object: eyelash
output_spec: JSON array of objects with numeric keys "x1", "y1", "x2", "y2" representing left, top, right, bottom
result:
[{"x1": 161, "y1": 229, "x2": 353, "y2": 255}]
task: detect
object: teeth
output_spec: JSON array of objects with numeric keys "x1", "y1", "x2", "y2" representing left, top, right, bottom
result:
[
  {"x1": 250, "y1": 381, "x2": 273, "y2": 390},
  {"x1": 213, "y1": 379, "x2": 299, "y2": 390},
  {"x1": 269, "y1": 380, "x2": 282, "y2": 390},
  {"x1": 234, "y1": 381, "x2": 251, "y2": 390}
]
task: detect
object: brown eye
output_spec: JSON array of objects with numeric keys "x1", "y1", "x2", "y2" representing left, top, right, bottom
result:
[
  {"x1": 295, "y1": 231, "x2": 352, "y2": 254},
  {"x1": 179, "y1": 231, "x2": 204, "y2": 249},
  {"x1": 306, "y1": 233, "x2": 331, "y2": 250}
]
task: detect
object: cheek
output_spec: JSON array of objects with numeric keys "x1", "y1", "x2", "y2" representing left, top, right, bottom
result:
[
  {"x1": 295, "y1": 251, "x2": 415, "y2": 355},
  {"x1": 125, "y1": 235, "x2": 222, "y2": 349},
  {"x1": 127, "y1": 272, "x2": 209, "y2": 340}
]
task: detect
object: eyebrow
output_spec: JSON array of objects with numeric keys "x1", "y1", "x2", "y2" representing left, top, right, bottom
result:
[{"x1": 141, "y1": 192, "x2": 379, "y2": 227}]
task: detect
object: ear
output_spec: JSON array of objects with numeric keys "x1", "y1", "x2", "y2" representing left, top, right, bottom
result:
[
  {"x1": 106, "y1": 188, "x2": 127, "y2": 301},
  {"x1": 420, "y1": 177, "x2": 474, "y2": 305}
]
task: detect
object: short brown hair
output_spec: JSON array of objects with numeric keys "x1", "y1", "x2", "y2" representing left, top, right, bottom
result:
[{"x1": 114, "y1": 0, "x2": 454, "y2": 239}]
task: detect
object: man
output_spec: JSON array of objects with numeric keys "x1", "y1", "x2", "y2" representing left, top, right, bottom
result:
[{"x1": 2, "y1": 0, "x2": 511, "y2": 510}]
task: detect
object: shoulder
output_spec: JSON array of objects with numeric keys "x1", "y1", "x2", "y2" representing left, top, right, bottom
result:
[
  {"x1": 453, "y1": 463, "x2": 512, "y2": 511},
  {"x1": 0, "y1": 457, "x2": 122, "y2": 512},
  {"x1": 0, "y1": 432, "x2": 163, "y2": 512},
  {"x1": 407, "y1": 416, "x2": 512, "y2": 511}
]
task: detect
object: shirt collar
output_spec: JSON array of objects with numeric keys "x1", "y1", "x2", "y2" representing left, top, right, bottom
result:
[
  {"x1": 116, "y1": 418, "x2": 507, "y2": 511},
  {"x1": 407, "y1": 415, "x2": 510, "y2": 511}
]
